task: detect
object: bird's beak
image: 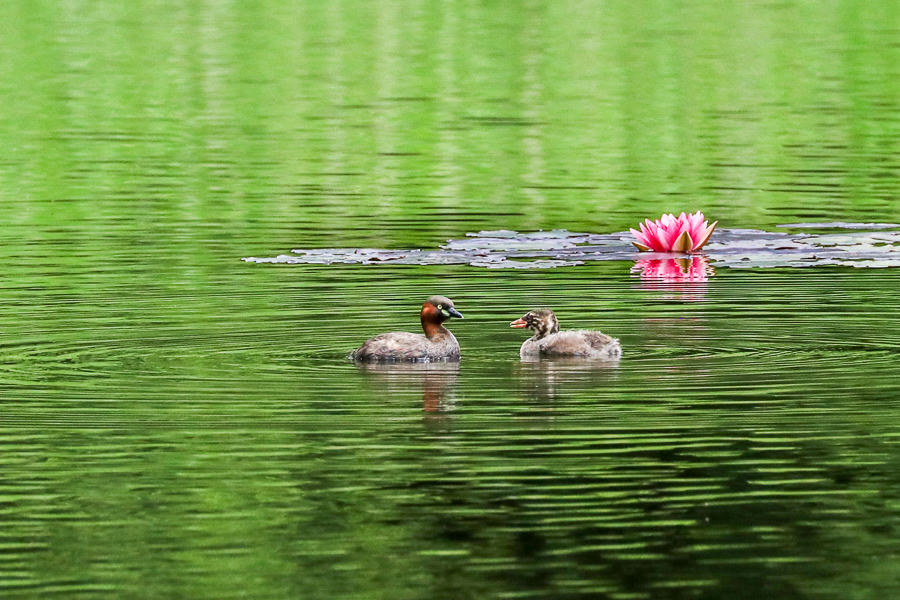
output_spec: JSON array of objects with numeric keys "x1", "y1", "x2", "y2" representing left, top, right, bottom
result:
[
  {"x1": 446, "y1": 307, "x2": 463, "y2": 319},
  {"x1": 510, "y1": 318, "x2": 527, "y2": 328}
]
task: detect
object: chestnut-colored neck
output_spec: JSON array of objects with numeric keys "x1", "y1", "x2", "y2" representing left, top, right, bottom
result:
[{"x1": 420, "y1": 303, "x2": 449, "y2": 340}]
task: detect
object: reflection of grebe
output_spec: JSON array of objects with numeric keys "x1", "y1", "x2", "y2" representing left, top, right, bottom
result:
[
  {"x1": 510, "y1": 309, "x2": 621, "y2": 360},
  {"x1": 515, "y1": 357, "x2": 620, "y2": 402},
  {"x1": 355, "y1": 361, "x2": 459, "y2": 412},
  {"x1": 350, "y1": 296, "x2": 463, "y2": 362}
]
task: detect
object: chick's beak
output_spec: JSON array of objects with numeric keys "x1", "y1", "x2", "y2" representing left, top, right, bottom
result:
[{"x1": 510, "y1": 318, "x2": 528, "y2": 329}]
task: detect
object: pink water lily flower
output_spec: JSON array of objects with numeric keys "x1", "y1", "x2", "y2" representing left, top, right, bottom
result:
[{"x1": 630, "y1": 211, "x2": 718, "y2": 252}]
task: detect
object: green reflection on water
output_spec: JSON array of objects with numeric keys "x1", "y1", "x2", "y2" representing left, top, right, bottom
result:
[
  {"x1": 2, "y1": 0, "x2": 899, "y2": 249},
  {"x1": 1, "y1": 1, "x2": 900, "y2": 599}
]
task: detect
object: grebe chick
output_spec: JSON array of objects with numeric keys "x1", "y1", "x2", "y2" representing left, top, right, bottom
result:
[
  {"x1": 351, "y1": 296, "x2": 463, "y2": 362},
  {"x1": 510, "y1": 308, "x2": 621, "y2": 359}
]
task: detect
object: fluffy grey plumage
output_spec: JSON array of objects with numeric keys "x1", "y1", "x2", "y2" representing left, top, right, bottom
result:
[{"x1": 511, "y1": 308, "x2": 621, "y2": 360}]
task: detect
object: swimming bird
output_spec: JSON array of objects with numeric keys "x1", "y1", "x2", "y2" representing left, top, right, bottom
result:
[
  {"x1": 510, "y1": 308, "x2": 621, "y2": 359},
  {"x1": 351, "y1": 296, "x2": 463, "y2": 362}
]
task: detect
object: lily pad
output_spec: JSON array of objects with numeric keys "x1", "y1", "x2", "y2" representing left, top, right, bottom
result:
[{"x1": 243, "y1": 223, "x2": 900, "y2": 270}]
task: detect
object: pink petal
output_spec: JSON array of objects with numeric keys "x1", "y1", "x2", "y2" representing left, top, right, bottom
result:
[
  {"x1": 652, "y1": 225, "x2": 666, "y2": 246},
  {"x1": 696, "y1": 214, "x2": 711, "y2": 242},
  {"x1": 683, "y1": 211, "x2": 698, "y2": 235},
  {"x1": 629, "y1": 228, "x2": 652, "y2": 248},
  {"x1": 657, "y1": 226, "x2": 676, "y2": 250},
  {"x1": 672, "y1": 219, "x2": 691, "y2": 248},
  {"x1": 647, "y1": 222, "x2": 668, "y2": 251},
  {"x1": 693, "y1": 220, "x2": 718, "y2": 250},
  {"x1": 687, "y1": 211, "x2": 700, "y2": 228}
]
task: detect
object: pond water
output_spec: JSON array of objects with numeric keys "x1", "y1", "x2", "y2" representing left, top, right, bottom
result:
[{"x1": 2, "y1": 1, "x2": 900, "y2": 599}]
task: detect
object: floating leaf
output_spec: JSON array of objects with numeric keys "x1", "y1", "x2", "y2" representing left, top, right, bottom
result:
[{"x1": 243, "y1": 224, "x2": 900, "y2": 270}]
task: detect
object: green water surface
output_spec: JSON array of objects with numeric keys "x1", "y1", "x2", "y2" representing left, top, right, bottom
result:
[{"x1": 1, "y1": 1, "x2": 900, "y2": 599}]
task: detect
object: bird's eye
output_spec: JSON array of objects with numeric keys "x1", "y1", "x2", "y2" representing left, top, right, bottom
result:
[{"x1": 437, "y1": 304, "x2": 443, "y2": 310}]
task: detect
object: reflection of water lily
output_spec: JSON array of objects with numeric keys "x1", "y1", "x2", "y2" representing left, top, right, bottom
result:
[
  {"x1": 630, "y1": 211, "x2": 717, "y2": 252},
  {"x1": 630, "y1": 256, "x2": 714, "y2": 282}
]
